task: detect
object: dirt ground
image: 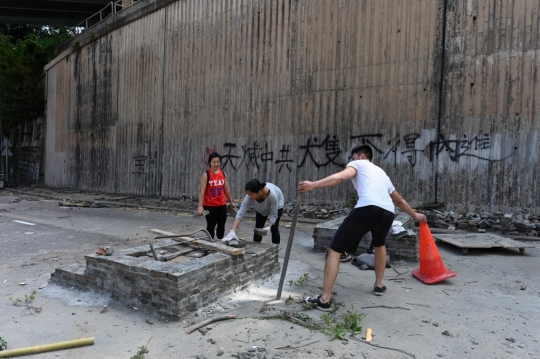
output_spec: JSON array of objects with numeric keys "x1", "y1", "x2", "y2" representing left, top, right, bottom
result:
[{"x1": 1, "y1": 186, "x2": 539, "y2": 359}]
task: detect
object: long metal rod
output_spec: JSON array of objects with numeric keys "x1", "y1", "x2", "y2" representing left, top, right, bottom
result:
[{"x1": 276, "y1": 192, "x2": 301, "y2": 300}]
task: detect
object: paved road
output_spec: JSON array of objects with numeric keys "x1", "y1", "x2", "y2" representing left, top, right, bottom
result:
[{"x1": 1, "y1": 188, "x2": 539, "y2": 359}]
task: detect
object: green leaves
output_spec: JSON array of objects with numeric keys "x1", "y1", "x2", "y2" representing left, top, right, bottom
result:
[
  {"x1": 288, "y1": 273, "x2": 310, "y2": 286},
  {"x1": 321, "y1": 306, "x2": 365, "y2": 340},
  {"x1": 0, "y1": 26, "x2": 74, "y2": 130},
  {"x1": 8, "y1": 289, "x2": 36, "y2": 306}
]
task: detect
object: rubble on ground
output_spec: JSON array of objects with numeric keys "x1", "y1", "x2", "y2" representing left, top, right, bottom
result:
[
  {"x1": 421, "y1": 209, "x2": 539, "y2": 236},
  {"x1": 283, "y1": 201, "x2": 348, "y2": 220}
]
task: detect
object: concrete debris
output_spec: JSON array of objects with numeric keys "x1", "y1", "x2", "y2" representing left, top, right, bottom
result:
[
  {"x1": 422, "y1": 209, "x2": 540, "y2": 237},
  {"x1": 231, "y1": 347, "x2": 269, "y2": 359},
  {"x1": 227, "y1": 240, "x2": 246, "y2": 248},
  {"x1": 285, "y1": 202, "x2": 348, "y2": 220}
]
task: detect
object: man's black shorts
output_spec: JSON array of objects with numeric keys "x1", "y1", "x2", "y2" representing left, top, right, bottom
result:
[{"x1": 328, "y1": 205, "x2": 394, "y2": 253}]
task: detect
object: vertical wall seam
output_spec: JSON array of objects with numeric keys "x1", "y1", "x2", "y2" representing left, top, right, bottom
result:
[
  {"x1": 160, "y1": 7, "x2": 168, "y2": 197},
  {"x1": 434, "y1": 0, "x2": 449, "y2": 204}
]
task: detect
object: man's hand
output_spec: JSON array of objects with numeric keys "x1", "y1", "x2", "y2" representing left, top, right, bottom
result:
[
  {"x1": 413, "y1": 212, "x2": 427, "y2": 223},
  {"x1": 197, "y1": 205, "x2": 204, "y2": 215},
  {"x1": 298, "y1": 181, "x2": 316, "y2": 192}
]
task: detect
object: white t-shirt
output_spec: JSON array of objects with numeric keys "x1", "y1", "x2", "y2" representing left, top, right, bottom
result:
[{"x1": 346, "y1": 160, "x2": 395, "y2": 213}]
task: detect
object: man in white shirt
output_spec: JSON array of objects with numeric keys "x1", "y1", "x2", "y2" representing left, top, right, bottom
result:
[{"x1": 298, "y1": 145, "x2": 427, "y2": 311}]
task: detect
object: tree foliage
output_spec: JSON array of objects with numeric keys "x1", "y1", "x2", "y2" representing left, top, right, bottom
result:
[{"x1": 0, "y1": 25, "x2": 74, "y2": 131}]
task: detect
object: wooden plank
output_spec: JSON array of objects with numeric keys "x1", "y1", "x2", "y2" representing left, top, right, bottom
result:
[
  {"x1": 505, "y1": 234, "x2": 540, "y2": 242},
  {"x1": 148, "y1": 229, "x2": 243, "y2": 255},
  {"x1": 433, "y1": 233, "x2": 536, "y2": 249}
]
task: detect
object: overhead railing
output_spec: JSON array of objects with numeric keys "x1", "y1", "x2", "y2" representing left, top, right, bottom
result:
[{"x1": 57, "y1": 0, "x2": 144, "y2": 53}]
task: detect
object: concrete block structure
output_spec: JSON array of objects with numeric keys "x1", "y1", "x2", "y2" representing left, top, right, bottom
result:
[
  {"x1": 313, "y1": 212, "x2": 418, "y2": 262},
  {"x1": 51, "y1": 240, "x2": 279, "y2": 320}
]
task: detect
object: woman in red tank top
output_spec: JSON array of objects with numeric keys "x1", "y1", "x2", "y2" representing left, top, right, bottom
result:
[{"x1": 197, "y1": 152, "x2": 236, "y2": 239}]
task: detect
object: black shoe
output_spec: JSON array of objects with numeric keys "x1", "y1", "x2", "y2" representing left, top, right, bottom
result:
[
  {"x1": 374, "y1": 285, "x2": 387, "y2": 296},
  {"x1": 305, "y1": 295, "x2": 332, "y2": 311}
]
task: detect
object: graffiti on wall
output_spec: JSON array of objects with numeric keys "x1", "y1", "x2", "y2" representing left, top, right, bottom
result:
[
  {"x1": 132, "y1": 151, "x2": 158, "y2": 175},
  {"x1": 298, "y1": 135, "x2": 346, "y2": 168},
  {"x1": 222, "y1": 143, "x2": 241, "y2": 170},
  {"x1": 130, "y1": 133, "x2": 512, "y2": 174},
  {"x1": 428, "y1": 134, "x2": 511, "y2": 162},
  {"x1": 202, "y1": 145, "x2": 218, "y2": 164},
  {"x1": 193, "y1": 132, "x2": 512, "y2": 173},
  {"x1": 132, "y1": 156, "x2": 147, "y2": 175}
]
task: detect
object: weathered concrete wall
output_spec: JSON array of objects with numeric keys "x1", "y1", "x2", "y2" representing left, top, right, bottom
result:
[
  {"x1": 12, "y1": 147, "x2": 42, "y2": 185},
  {"x1": 10, "y1": 119, "x2": 44, "y2": 185},
  {"x1": 437, "y1": 0, "x2": 540, "y2": 211},
  {"x1": 44, "y1": 0, "x2": 540, "y2": 212}
]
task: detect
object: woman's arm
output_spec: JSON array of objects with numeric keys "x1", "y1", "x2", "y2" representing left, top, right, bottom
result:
[
  {"x1": 266, "y1": 194, "x2": 279, "y2": 226},
  {"x1": 231, "y1": 218, "x2": 241, "y2": 231},
  {"x1": 223, "y1": 173, "x2": 236, "y2": 209},
  {"x1": 232, "y1": 195, "x2": 251, "y2": 230},
  {"x1": 197, "y1": 172, "x2": 207, "y2": 214}
]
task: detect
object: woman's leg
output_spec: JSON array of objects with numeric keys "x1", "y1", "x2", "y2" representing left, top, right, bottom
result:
[
  {"x1": 203, "y1": 206, "x2": 218, "y2": 239},
  {"x1": 253, "y1": 211, "x2": 267, "y2": 242},
  {"x1": 270, "y1": 208, "x2": 283, "y2": 244},
  {"x1": 215, "y1": 205, "x2": 228, "y2": 239}
]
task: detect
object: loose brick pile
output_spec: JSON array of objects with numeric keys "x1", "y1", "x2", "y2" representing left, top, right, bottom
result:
[{"x1": 423, "y1": 210, "x2": 540, "y2": 236}]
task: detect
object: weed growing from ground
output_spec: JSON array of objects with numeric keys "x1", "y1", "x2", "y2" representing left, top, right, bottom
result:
[
  {"x1": 8, "y1": 290, "x2": 45, "y2": 315},
  {"x1": 288, "y1": 273, "x2": 309, "y2": 286},
  {"x1": 321, "y1": 306, "x2": 365, "y2": 340},
  {"x1": 130, "y1": 337, "x2": 152, "y2": 359},
  {"x1": 9, "y1": 290, "x2": 36, "y2": 307}
]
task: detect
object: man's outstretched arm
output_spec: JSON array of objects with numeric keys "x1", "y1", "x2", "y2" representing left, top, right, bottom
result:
[
  {"x1": 298, "y1": 167, "x2": 357, "y2": 192},
  {"x1": 390, "y1": 190, "x2": 427, "y2": 222}
]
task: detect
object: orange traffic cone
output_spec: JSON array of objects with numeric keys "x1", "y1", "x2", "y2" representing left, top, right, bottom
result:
[{"x1": 412, "y1": 222, "x2": 456, "y2": 284}]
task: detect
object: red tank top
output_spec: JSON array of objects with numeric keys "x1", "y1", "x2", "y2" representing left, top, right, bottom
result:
[{"x1": 203, "y1": 169, "x2": 227, "y2": 206}]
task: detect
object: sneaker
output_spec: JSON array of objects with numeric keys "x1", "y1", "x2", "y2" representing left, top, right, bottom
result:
[
  {"x1": 374, "y1": 285, "x2": 387, "y2": 296},
  {"x1": 325, "y1": 252, "x2": 352, "y2": 263},
  {"x1": 305, "y1": 295, "x2": 332, "y2": 311},
  {"x1": 340, "y1": 252, "x2": 352, "y2": 263}
]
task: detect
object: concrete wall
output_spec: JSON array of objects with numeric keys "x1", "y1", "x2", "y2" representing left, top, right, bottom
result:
[
  {"x1": 10, "y1": 118, "x2": 44, "y2": 185},
  {"x1": 44, "y1": 0, "x2": 540, "y2": 212}
]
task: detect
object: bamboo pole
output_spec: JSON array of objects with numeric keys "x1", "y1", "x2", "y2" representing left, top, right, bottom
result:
[{"x1": 0, "y1": 337, "x2": 94, "y2": 358}]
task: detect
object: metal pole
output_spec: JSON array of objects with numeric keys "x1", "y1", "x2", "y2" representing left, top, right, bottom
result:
[
  {"x1": 5, "y1": 135, "x2": 7, "y2": 184},
  {"x1": 276, "y1": 191, "x2": 302, "y2": 300},
  {"x1": 0, "y1": 119, "x2": 3, "y2": 174}
]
